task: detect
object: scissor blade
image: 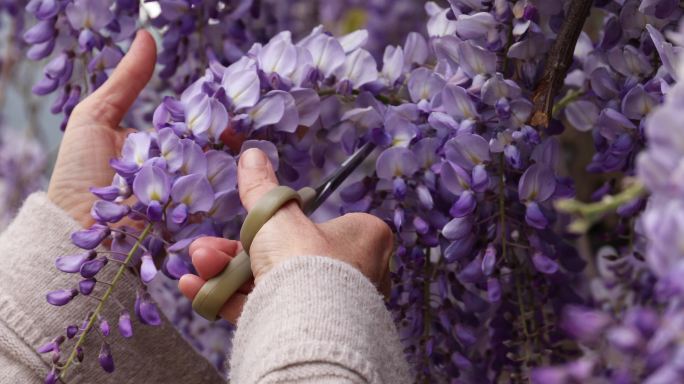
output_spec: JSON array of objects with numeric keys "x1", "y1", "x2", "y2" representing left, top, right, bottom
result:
[{"x1": 305, "y1": 142, "x2": 377, "y2": 214}]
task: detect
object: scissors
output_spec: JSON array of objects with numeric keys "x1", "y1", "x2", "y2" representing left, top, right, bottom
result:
[{"x1": 192, "y1": 142, "x2": 377, "y2": 320}]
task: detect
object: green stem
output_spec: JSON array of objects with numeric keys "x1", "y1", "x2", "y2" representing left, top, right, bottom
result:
[
  {"x1": 421, "y1": 248, "x2": 432, "y2": 384},
  {"x1": 555, "y1": 182, "x2": 647, "y2": 234},
  {"x1": 59, "y1": 223, "x2": 153, "y2": 380}
]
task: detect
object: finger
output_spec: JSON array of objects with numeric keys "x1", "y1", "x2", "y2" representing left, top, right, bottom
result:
[
  {"x1": 191, "y1": 247, "x2": 233, "y2": 280},
  {"x1": 189, "y1": 236, "x2": 239, "y2": 256},
  {"x1": 73, "y1": 30, "x2": 157, "y2": 127},
  {"x1": 219, "y1": 294, "x2": 247, "y2": 324},
  {"x1": 237, "y1": 148, "x2": 280, "y2": 211},
  {"x1": 178, "y1": 274, "x2": 205, "y2": 300}
]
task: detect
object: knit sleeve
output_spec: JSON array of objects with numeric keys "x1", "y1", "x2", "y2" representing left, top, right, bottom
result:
[
  {"x1": 230, "y1": 256, "x2": 412, "y2": 384},
  {"x1": 0, "y1": 192, "x2": 224, "y2": 383}
]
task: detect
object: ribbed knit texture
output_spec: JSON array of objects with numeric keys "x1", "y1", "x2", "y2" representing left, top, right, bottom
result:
[
  {"x1": 230, "y1": 256, "x2": 412, "y2": 384},
  {"x1": 0, "y1": 193, "x2": 411, "y2": 383}
]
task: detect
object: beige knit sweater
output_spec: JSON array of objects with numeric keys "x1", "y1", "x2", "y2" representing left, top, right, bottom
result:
[{"x1": 0, "y1": 193, "x2": 410, "y2": 383}]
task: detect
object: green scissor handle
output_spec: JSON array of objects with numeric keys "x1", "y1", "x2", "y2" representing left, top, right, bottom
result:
[{"x1": 192, "y1": 185, "x2": 316, "y2": 321}]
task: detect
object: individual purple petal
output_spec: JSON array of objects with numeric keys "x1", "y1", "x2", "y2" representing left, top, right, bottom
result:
[
  {"x1": 290, "y1": 89, "x2": 320, "y2": 126},
  {"x1": 444, "y1": 235, "x2": 476, "y2": 262},
  {"x1": 455, "y1": 12, "x2": 497, "y2": 40},
  {"x1": 487, "y1": 278, "x2": 501, "y2": 302},
  {"x1": 27, "y1": 38, "x2": 56, "y2": 61},
  {"x1": 443, "y1": 217, "x2": 473, "y2": 241},
  {"x1": 55, "y1": 251, "x2": 95, "y2": 274},
  {"x1": 209, "y1": 190, "x2": 243, "y2": 219},
  {"x1": 32, "y1": 75, "x2": 59, "y2": 95},
  {"x1": 80, "y1": 257, "x2": 108, "y2": 278},
  {"x1": 118, "y1": 311, "x2": 133, "y2": 338},
  {"x1": 519, "y1": 164, "x2": 556, "y2": 202},
  {"x1": 157, "y1": 128, "x2": 183, "y2": 173},
  {"x1": 441, "y1": 162, "x2": 472, "y2": 195},
  {"x1": 258, "y1": 32, "x2": 297, "y2": 78},
  {"x1": 337, "y1": 29, "x2": 369, "y2": 53},
  {"x1": 223, "y1": 68, "x2": 260, "y2": 110},
  {"x1": 450, "y1": 191, "x2": 477, "y2": 218},
  {"x1": 133, "y1": 165, "x2": 171, "y2": 206},
  {"x1": 303, "y1": 32, "x2": 345, "y2": 78},
  {"x1": 590, "y1": 67, "x2": 619, "y2": 100},
  {"x1": 459, "y1": 254, "x2": 484, "y2": 283},
  {"x1": 525, "y1": 202, "x2": 549, "y2": 229},
  {"x1": 100, "y1": 319, "x2": 110, "y2": 337},
  {"x1": 71, "y1": 224, "x2": 110, "y2": 250},
  {"x1": 442, "y1": 84, "x2": 478, "y2": 120},
  {"x1": 532, "y1": 251, "x2": 558, "y2": 274},
  {"x1": 621, "y1": 85, "x2": 658, "y2": 120},
  {"x1": 416, "y1": 184, "x2": 434, "y2": 210},
  {"x1": 184, "y1": 93, "x2": 211, "y2": 138},
  {"x1": 140, "y1": 254, "x2": 157, "y2": 284},
  {"x1": 335, "y1": 48, "x2": 378, "y2": 89},
  {"x1": 565, "y1": 100, "x2": 599, "y2": 132},
  {"x1": 135, "y1": 292, "x2": 162, "y2": 326},
  {"x1": 481, "y1": 245, "x2": 497, "y2": 276},
  {"x1": 471, "y1": 164, "x2": 489, "y2": 192},
  {"x1": 408, "y1": 67, "x2": 446, "y2": 103},
  {"x1": 381, "y1": 46, "x2": 404, "y2": 85},
  {"x1": 445, "y1": 134, "x2": 490, "y2": 170},
  {"x1": 146, "y1": 201, "x2": 163, "y2": 222},
  {"x1": 171, "y1": 173, "x2": 215, "y2": 213},
  {"x1": 98, "y1": 342, "x2": 115, "y2": 373},
  {"x1": 46, "y1": 289, "x2": 77, "y2": 306},
  {"x1": 91, "y1": 200, "x2": 130, "y2": 223},
  {"x1": 89, "y1": 185, "x2": 121, "y2": 201},
  {"x1": 205, "y1": 152, "x2": 236, "y2": 194},
  {"x1": 164, "y1": 253, "x2": 191, "y2": 279},
  {"x1": 79, "y1": 278, "x2": 96, "y2": 295},
  {"x1": 45, "y1": 368, "x2": 58, "y2": 384},
  {"x1": 403, "y1": 32, "x2": 428, "y2": 68},
  {"x1": 121, "y1": 132, "x2": 151, "y2": 167},
  {"x1": 376, "y1": 147, "x2": 419, "y2": 180},
  {"x1": 23, "y1": 19, "x2": 54, "y2": 44},
  {"x1": 457, "y1": 40, "x2": 497, "y2": 77},
  {"x1": 66, "y1": 325, "x2": 78, "y2": 339},
  {"x1": 249, "y1": 91, "x2": 285, "y2": 130},
  {"x1": 207, "y1": 99, "x2": 228, "y2": 142}
]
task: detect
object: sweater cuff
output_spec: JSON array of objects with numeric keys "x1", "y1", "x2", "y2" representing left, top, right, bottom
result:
[{"x1": 230, "y1": 256, "x2": 410, "y2": 384}]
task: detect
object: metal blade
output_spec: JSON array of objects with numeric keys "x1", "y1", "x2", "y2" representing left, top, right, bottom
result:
[{"x1": 304, "y1": 142, "x2": 376, "y2": 214}]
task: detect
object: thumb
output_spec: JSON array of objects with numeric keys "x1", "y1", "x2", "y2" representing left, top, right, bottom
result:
[
  {"x1": 74, "y1": 30, "x2": 157, "y2": 127},
  {"x1": 238, "y1": 148, "x2": 280, "y2": 211}
]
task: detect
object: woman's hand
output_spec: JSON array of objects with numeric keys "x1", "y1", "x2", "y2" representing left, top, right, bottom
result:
[
  {"x1": 179, "y1": 148, "x2": 394, "y2": 323},
  {"x1": 47, "y1": 30, "x2": 157, "y2": 228}
]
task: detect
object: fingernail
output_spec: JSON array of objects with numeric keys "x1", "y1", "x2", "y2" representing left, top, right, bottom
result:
[{"x1": 241, "y1": 148, "x2": 268, "y2": 169}]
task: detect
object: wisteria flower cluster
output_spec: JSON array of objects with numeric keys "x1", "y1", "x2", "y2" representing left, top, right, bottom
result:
[{"x1": 12, "y1": 0, "x2": 684, "y2": 383}]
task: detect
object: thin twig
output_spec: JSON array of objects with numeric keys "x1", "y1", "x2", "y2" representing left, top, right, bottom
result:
[{"x1": 530, "y1": 0, "x2": 593, "y2": 127}]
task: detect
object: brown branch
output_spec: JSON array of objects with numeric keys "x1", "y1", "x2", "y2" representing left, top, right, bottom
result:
[{"x1": 530, "y1": 0, "x2": 593, "y2": 128}]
